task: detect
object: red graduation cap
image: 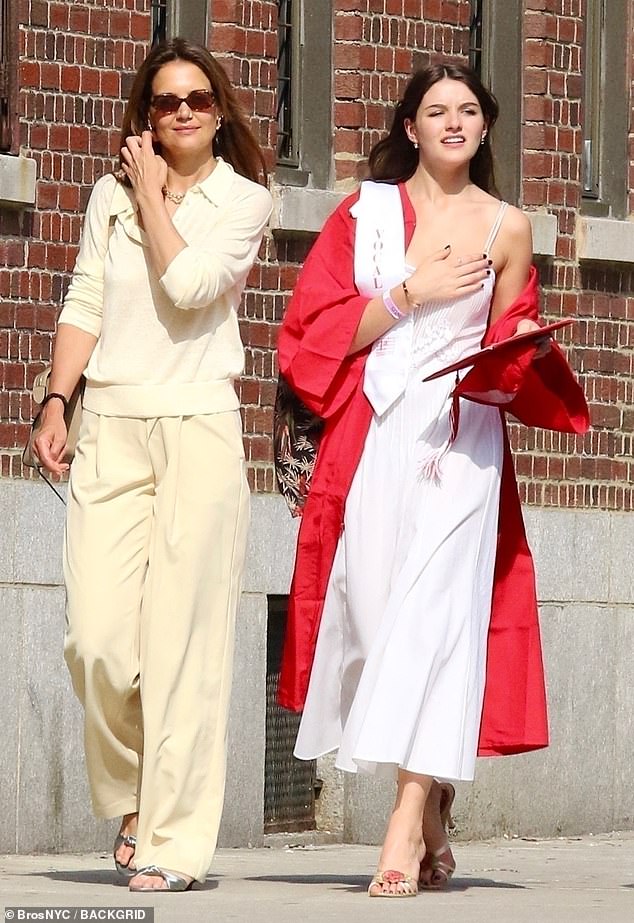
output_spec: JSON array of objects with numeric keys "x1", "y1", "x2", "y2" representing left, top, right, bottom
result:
[
  {"x1": 418, "y1": 319, "x2": 580, "y2": 481},
  {"x1": 423, "y1": 319, "x2": 573, "y2": 401}
]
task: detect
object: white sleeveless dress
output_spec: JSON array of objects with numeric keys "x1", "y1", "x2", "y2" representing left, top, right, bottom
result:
[{"x1": 294, "y1": 192, "x2": 509, "y2": 783}]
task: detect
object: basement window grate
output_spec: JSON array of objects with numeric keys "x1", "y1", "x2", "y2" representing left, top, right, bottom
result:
[{"x1": 264, "y1": 595, "x2": 316, "y2": 833}]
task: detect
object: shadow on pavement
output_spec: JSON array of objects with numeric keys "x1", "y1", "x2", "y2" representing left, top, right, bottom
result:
[
  {"x1": 246, "y1": 874, "x2": 368, "y2": 893},
  {"x1": 246, "y1": 874, "x2": 526, "y2": 892},
  {"x1": 446, "y1": 877, "x2": 526, "y2": 891},
  {"x1": 26, "y1": 870, "x2": 219, "y2": 891}
]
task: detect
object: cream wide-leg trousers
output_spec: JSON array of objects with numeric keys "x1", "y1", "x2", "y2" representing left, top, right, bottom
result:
[{"x1": 63, "y1": 409, "x2": 249, "y2": 882}]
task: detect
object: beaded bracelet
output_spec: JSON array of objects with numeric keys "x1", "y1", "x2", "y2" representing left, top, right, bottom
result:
[{"x1": 382, "y1": 289, "x2": 406, "y2": 321}]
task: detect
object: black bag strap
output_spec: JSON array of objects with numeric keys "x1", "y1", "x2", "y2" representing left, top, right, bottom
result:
[{"x1": 34, "y1": 467, "x2": 66, "y2": 505}]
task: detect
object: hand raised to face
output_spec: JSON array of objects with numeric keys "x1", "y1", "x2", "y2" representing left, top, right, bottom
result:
[{"x1": 120, "y1": 131, "x2": 168, "y2": 203}]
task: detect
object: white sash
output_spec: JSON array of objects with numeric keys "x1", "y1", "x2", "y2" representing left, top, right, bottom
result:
[{"x1": 351, "y1": 182, "x2": 412, "y2": 417}]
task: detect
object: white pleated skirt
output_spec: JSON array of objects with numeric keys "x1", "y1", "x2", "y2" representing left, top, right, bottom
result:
[{"x1": 294, "y1": 369, "x2": 503, "y2": 782}]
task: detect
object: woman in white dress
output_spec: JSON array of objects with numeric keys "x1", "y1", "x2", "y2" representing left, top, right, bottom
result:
[{"x1": 278, "y1": 63, "x2": 549, "y2": 897}]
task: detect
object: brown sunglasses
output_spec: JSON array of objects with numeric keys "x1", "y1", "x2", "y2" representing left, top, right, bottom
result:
[{"x1": 150, "y1": 90, "x2": 216, "y2": 116}]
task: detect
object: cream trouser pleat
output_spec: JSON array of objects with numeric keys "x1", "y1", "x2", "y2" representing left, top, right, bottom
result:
[{"x1": 63, "y1": 410, "x2": 249, "y2": 882}]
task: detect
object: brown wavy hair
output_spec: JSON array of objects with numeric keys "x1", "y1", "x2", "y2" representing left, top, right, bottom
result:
[
  {"x1": 369, "y1": 62, "x2": 499, "y2": 193},
  {"x1": 118, "y1": 38, "x2": 267, "y2": 185}
]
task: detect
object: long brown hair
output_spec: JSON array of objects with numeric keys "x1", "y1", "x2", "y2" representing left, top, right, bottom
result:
[
  {"x1": 369, "y1": 63, "x2": 499, "y2": 193},
  {"x1": 119, "y1": 38, "x2": 267, "y2": 184}
]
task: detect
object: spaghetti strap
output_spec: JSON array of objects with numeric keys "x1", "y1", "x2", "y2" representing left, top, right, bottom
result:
[{"x1": 483, "y1": 201, "x2": 508, "y2": 254}]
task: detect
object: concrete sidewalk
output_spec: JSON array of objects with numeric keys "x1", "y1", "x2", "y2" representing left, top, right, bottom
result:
[{"x1": 1, "y1": 832, "x2": 632, "y2": 923}]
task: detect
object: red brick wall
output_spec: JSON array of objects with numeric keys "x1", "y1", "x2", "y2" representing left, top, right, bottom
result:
[
  {"x1": 1, "y1": 0, "x2": 150, "y2": 476},
  {"x1": 518, "y1": 0, "x2": 634, "y2": 509},
  {"x1": 208, "y1": 0, "x2": 278, "y2": 490},
  {"x1": 333, "y1": 0, "x2": 471, "y2": 187},
  {"x1": 1, "y1": 0, "x2": 633, "y2": 511}
]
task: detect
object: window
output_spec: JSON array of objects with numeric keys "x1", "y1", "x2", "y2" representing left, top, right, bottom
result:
[
  {"x1": 0, "y1": 0, "x2": 17, "y2": 153},
  {"x1": 275, "y1": 0, "x2": 332, "y2": 189},
  {"x1": 468, "y1": 0, "x2": 484, "y2": 76},
  {"x1": 276, "y1": 0, "x2": 296, "y2": 164},
  {"x1": 151, "y1": 0, "x2": 168, "y2": 46},
  {"x1": 582, "y1": 0, "x2": 602, "y2": 200},
  {"x1": 151, "y1": 0, "x2": 208, "y2": 47},
  {"x1": 470, "y1": 0, "x2": 522, "y2": 204},
  {"x1": 582, "y1": 0, "x2": 628, "y2": 218}
]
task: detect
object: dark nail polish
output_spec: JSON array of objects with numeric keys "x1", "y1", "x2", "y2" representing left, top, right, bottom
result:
[{"x1": 488, "y1": 259, "x2": 493, "y2": 266}]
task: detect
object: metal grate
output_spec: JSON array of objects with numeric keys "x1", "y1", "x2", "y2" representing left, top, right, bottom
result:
[
  {"x1": 264, "y1": 595, "x2": 316, "y2": 833},
  {"x1": 151, "y1": 0, "x2": 168, "y2": 46},
  {"x1": 276, "y1": 0, "x2": 295, "y2": 163},
  {"x1": 469, "y1": 0, "x2": 484, "y2": 76}
]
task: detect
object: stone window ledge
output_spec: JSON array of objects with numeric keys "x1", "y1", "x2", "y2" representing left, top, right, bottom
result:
[
  {"x1": 270, "y1": 183, "x2": 345, "y2": 234},
  {"x1": 271, "y1": 188, "x2": 633, "y2": 269},
  {"x1": 0, "y1": 154, "x2": 37, "y2": 207},
  {"x1": 272, "y1": 186, "x2": 561, "y2": 254},
  {"x1": 527, "y1": 211, "x2": 557, "y2": 257},
  {"x1": 576, "y1": 215, "x2": 634, "y2": 264}
]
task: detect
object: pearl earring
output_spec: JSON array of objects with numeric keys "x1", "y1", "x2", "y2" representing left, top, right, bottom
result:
[
  {"x1": 480, "y1": 133, "x2": 487, "y2": 145},
  {"x1": 216, "y1": 115, "x2": 223, "y2": 131},
  {"x1": 412, "y1": 140, "x2": 419, "y2": 150}
]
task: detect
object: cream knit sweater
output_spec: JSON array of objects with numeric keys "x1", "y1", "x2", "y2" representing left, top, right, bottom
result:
[{"x1": 58, "y1": 159, "x2": 272, "y2": 417}]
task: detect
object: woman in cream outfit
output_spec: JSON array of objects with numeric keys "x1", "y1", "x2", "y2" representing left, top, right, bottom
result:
[{"x1": 34, "y1": 39, "x2": 272, "y2": 892}]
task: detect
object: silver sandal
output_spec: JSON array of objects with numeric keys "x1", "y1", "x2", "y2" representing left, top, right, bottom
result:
[
  {"x1": 113, "y1": 833, "x2": 137, "y2": 878},
  {"x1": 129, "y1": 865, "x2": 194, "y2": 892}
]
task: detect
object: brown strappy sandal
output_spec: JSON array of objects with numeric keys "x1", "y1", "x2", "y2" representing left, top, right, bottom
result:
[
  {"x1": 422, "y1": 844, "x2": 456, "y2": 889},
  {"x1": 419, "y1": 781, "x2": 456, "y2": 889}
]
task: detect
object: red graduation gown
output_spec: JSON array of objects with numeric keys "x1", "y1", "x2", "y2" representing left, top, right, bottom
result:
[{"x1": 277, "y1": 187, "x2": 589, "y2": 757}]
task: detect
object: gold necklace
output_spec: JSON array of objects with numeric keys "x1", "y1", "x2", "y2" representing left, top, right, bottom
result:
[{"x1": 162, "y1": 185, "x2": 186, "y2": 204}]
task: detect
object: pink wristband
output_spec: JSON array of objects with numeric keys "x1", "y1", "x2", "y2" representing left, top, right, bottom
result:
[{"x1": 382, "y1": 289, "x2": 406, "y2": 321}]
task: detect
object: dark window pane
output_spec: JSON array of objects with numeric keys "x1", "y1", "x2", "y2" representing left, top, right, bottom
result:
[
  {"x1": 151, "y1": 0, "x2": 168, "y2": 46},
  {"x1": 582, "y1": 0, "x2": 603, "y2": 199},
  {"x1": 469, "y1": 0, "x2": 484, "y2": 76},
  {"x1": 277, "y1": 0, "x2": 295, "y2": 163},
  {"x1": 0, "y1": 0, "x2": 15, "y2": 151}
]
